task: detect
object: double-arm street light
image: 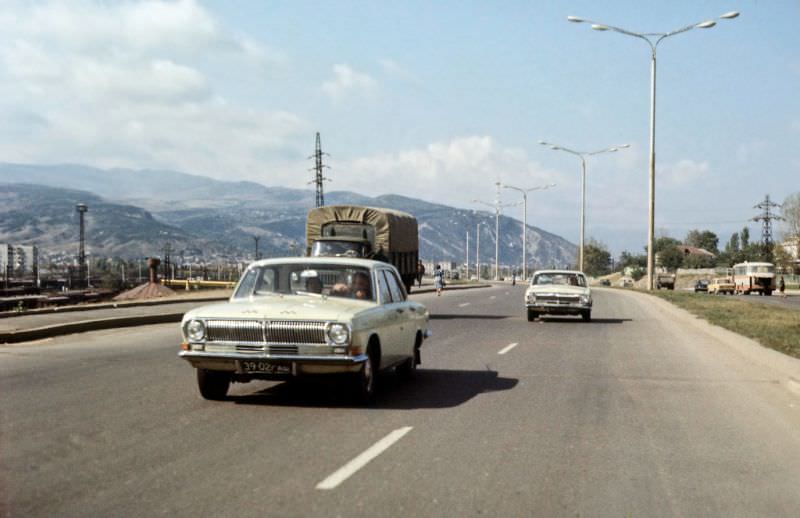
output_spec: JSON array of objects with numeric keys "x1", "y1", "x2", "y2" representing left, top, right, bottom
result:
[
  {"x1": 473, "y1": 182, "x2": 522, "y2": 280},
  {"x1": 566, "y1": 11, "x2": 740, "y2": 289},
  {"x1": 502, "y1": 183, "x2": 556, "y2": 280},
  {"x1": 539, "y1": 141, "x2": 629, "y2": 272}
]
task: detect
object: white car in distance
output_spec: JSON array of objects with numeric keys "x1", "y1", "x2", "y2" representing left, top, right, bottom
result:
[{"x1": 525, "y1": 270, "x2": 593, "y2": 322}]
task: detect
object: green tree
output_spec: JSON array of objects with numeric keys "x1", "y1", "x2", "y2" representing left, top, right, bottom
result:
[
  {"x1": 658, "y1": 246, "x2": 685, "y2": 271},
  {"x1": 740, "y1": 226, "x2": 750, "y2": 248},
  {"x1": 683, "y1": 253, "x2": 715, "y2": 269},
  {"x1": 617, "y1": 250, "x2": 646, "y2": 271},
  {"x1": 684, "y1": 229, "x2": 719, "y2": 254},
  {"x1": 653, "y1": 236, "x2": 681, "y2": 254},
  {"x1": 782, "y1": 192, "x2": 800, "y2": 240},
  {"x1": 582, "y1": 240, "x2": 612, "y2": 276}
]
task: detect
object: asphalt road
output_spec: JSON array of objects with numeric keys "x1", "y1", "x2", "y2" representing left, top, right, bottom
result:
[{"x1": 3, "y1": 286, "x2": 800, "y2": 517}]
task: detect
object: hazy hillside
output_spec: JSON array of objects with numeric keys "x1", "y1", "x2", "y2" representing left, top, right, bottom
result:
[{"x1": 0, "y1": 164, "x2": 577, "y2": 267}]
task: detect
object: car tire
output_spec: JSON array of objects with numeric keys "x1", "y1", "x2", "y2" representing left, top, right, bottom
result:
[
  {"x1": 527, "y1": 309, "x2": 538, "y2": 322},
  {"x1": 354, "y1": 346, "x2": 378, "y2": 404},
  {"x1": 197, "y1": 369, "x2": 230, "y2": 401},
  {"x1": 581, "y1": 310, "x2": 592, "y2": 322}
]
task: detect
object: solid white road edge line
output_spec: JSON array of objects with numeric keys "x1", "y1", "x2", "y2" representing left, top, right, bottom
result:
[
  {"x1": 458, "y1": 302, "x2": 471, "y2": 307},
  {"x1": 498, "y1": 342, "x2": 518, "y2": 355},
  {"x1": 316, "y1": 426, "x2": 414, "y2": 490}
]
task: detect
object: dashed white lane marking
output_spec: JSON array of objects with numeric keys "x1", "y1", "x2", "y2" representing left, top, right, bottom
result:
[
  {"x1": 458, "y1": 302, "x2": 471, "y2": 307},
  {"x1": 316, "y1": 426, "x2": 413, "y2": 490},
  {"x1": 498, "y1": 342, "x2": 518, "y2": 355},
  {"x1": 490, "y1": 295, "x2": 496, "y2": 300}
]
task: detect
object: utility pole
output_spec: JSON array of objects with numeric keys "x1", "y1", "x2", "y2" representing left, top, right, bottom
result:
[
  {"x1": 76, "y1": 203, "x2": 88, "y2": 289},
  {"x1": 465, "y1": 231, "x2": 469, "y2": 279},
  {"x1": 253, "y1": 236, "x2": 261, "y2": 261},
  {"x1": 752, "y1": 194, "x2": 784, "y2": 249},
  {"x1": 473, "y1": 182, "x2": 521, "y2": 280},
  {"x1": 308, "y1": 132, "x2": 330, "y2": 207}
]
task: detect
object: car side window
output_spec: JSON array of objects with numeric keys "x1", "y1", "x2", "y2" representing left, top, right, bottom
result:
[
  {"x1": 384, "y1": 270, "x2": 405, "y2": 302},
  {"x1": 377, "y1": 270, "x2": 393, "y2": 304}
]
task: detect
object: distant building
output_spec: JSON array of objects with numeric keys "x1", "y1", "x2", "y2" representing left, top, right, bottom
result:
[
  {"x1": 1, "y1": 243, "x2": 39, "y2": 281},
  {"x1": 780, "y1": 236, "x2": 800, "y2": 272}
]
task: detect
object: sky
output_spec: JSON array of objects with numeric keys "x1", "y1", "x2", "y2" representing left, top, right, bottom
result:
[{"x1": 0, "y1": 0, "x2": 797, "y2": 255}]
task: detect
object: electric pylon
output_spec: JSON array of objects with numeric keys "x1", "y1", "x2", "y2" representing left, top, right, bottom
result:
[
  {"x1": 308, "y1": 132, "x2": 330, "y2": 207},
  {"x1": 752, "y1": 194, "x2": 784, "y2": 247}
]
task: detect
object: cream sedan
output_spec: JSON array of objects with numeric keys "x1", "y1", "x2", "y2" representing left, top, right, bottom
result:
[
  {"x1": 525, "y1": 269, "x2": 593, "y2": 322},
  {"x1": 179, "y1": 257, "x2": 430, "y2": 403}
]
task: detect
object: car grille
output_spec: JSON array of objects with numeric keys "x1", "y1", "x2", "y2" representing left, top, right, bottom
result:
[
  {"x1": 537, "y1": 295, "x2": 580, "y2": 305},
  {"x1": 205, "y1": 319, "x2": 327, "y2": 347}
]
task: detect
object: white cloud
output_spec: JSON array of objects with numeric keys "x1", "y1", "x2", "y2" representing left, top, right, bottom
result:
[
  {"x1": 0, "y1": 0, "x2": 303, "y2": 179},
  {"x1": 660, "y1": 159, "x2": 710, "y2": 188},
  {"x1": 321, "y1": 64, "x2": 377, "y2": 101}
]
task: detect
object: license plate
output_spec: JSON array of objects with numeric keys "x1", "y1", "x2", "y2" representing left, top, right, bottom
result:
[{"x1": 240, "y1": 361, "x2": 291, "y2": 374}]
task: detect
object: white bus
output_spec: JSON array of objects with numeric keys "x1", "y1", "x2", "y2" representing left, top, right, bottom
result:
[{"x1": 732, "y1": 262, "x2": 775, "y2": 296}]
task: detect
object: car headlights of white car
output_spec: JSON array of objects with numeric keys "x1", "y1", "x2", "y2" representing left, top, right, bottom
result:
[
  {"x1": 580, "y1": 295, "x2": 591, "y2": 305},
  {"x1": 325, "y1": 323, "x2": 350, "y2": 345},
  {"x1": 186, "y1": 319, "x2": 206, "y2": 342}
]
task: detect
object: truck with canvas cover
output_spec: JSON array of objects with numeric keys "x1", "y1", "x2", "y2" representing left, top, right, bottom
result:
[{"x1": 306, "y1": 205, "x2": 419, "y2": 292}]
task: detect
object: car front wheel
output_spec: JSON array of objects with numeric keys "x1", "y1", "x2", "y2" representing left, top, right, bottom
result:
[
  {"x1": 527, "y1": 309, "x2": 538, "y2": 322},
  {"x1": 581, "y1": 310, "x2": 592, "y2": 322},
  {"x1": 353, "y1": 347, "x2": 377, "y2": 404},
  {"x1": 197, "y1": 369, "x2": 230, "y2": 401}
]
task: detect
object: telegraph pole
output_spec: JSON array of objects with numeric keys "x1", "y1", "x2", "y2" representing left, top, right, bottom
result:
[
  {"x1": 253, "y1": 236, "x2": 261, "y2": 261},
  {"x1": 309, "y1": 132, "x2": 330, "y2": 207}
]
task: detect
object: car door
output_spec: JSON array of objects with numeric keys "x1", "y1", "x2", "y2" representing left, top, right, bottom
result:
[
  {"x1": 383, "y1": 269, "x2": 415, "y2": 363},
  {"x1": 374, "y1": 269, "x2": 402, "y2": 366}
]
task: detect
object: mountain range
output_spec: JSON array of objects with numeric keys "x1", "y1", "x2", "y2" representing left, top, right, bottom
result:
[{"x1": 0, "y1": 163, "x2": 577, "y2": 268}]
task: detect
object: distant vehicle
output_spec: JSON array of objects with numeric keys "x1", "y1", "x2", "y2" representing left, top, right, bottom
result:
[
  {"x1": 599, "y1": 279, "x2": 611, "y2": 286},
  {"x1": 450, "y1": 271, "x2": 460, "y2": 280},
  {"x1": 306, "y1": 205, "x2": 419, "y2": 293},
  {"x1": 525, "y1": 270, "x2": 592, "y2": 322},
  {"x1": 693, "y1": 279, "x2": 709, "y2": 293},
  {"x1": 707, "y1": 277, "x2": 735, "y2": 295},
  {"x1": 618, "y1": 277, "x2": 634, "y2": 288},
  {"x1": 732, "y1": 261, "x2": 775, "y2": 296},
  {"x1": 656, "y1": 273, "x2": 676, "y2": 290},
  {"x1": 179, "y1": 257, "x2": 430, "y2": 403}
]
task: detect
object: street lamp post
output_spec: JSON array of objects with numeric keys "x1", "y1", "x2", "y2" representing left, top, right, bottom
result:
[
  {"x1": 502, "y1": 183, "x2": 556, "y2": 280},
  {"x1": 566, "y1": 11, "x2": 739, "y2": 288},
  {"x1": 539, "y1": 141, "x2": 629, "y2": 272},
  {"x1": 473, "y1": 182, "x2": 521, "y2": 280}
]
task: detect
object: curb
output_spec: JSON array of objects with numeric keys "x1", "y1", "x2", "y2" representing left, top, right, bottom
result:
[
  {"x1": 410, "y1": 283, "x2": 491, "y2": 294},
  {"x1": 0, "y1": 295, "x2": 231, "y2": 320},
  {"x1": 0, "y1": 312, "x2": 185, "y2": 344},
  {"x1": 1, "y1": 283, "x2": 493, "y2": 344}
]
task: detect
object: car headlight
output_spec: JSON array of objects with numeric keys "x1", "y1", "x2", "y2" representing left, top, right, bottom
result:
[
  {"x1": 580, "y1": 295, "x2": 591, "y2": 305},
  {"x1": 326, "y1": 323, "x2": 350, "y2": 345},
  {"x1": 186, "y1": 319, "x2": 206, "y2": 341}
]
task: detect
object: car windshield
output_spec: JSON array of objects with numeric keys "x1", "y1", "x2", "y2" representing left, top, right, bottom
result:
[
  {"x1": 233, "y1": 263, "x2": 374, "y2": 301},
  {"x1": 531, "y1": 273, "x2": 586, "y2": 287},
  {"x1": 310, "y1": 241, "x2": 368, "y2": 258}
]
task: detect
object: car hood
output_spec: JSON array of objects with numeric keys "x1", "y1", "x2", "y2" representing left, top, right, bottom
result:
[
  {"x1": 526, "y1": 284, "x2": 591, "y2": 296},
  {"x1": 182, "y1": 295, "x2": 373, "y2": 323}
]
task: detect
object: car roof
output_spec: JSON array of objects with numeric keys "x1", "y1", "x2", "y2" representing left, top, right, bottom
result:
[
  {"x1": 248, "y1": 256, "x2": 390, "y2": 269},
  {"x1": 531, "y1": 269, "x2": 586, "y2": 276}
]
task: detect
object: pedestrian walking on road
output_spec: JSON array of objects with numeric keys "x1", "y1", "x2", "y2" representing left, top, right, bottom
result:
[
  {"x1": 779, "y1": 276, "x2": 786, "y2": 297},
  {"x1": 416, "y1": 261, "x2": 425, "y2": 288},
  {"x1": 433, "y1": 264, "x2": 445, "y2": 296}
]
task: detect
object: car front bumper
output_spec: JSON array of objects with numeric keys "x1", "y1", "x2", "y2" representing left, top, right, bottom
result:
[
  {"x1": 179, "y1": 350, "x2": 368, "y2": 376},
  {"x1": 526, "y1": 303, "x2": 590, "y2": 315}
]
